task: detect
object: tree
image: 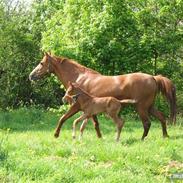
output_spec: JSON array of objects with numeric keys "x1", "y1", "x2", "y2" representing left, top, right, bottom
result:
[
  {"x1": 42, "y1": 0, "x2": 141, "y2": 75},
  {"x1": 0, "y1": 0, "x2": 64, "y2": 109}
]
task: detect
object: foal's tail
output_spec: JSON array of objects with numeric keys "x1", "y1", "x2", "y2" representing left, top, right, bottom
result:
[
  {"x1": 120, "y1": 99, "x2": 137, "y2": 104},
  {"x1": 153, "y1": 75, "x2": 176, "y2": 124}
]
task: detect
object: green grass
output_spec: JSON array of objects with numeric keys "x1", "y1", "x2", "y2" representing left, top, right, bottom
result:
[{"x1": 0, "y1": 108, "x2": 183, "y2": 183}]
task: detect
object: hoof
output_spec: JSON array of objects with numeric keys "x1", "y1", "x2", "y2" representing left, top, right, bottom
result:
[
  {"x1": 54, "y1": 133, "x2": 59, "y2": 138},
  {"x1": 163, "y1": 134, "x2": 169, "y2": 138},
  {"x1": 79, "y1": 135, "x2": 82, "y2": 141},
  {"x1": 115, "y1": 139, "x2": 120, "y2": 142}
]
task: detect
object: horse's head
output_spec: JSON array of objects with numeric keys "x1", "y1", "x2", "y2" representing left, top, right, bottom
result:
[
  {"x1": 29, "y1": 52, "x2": 53, "y2": 81},
  {"x1": 62, "y1": 82, "x2": 80, "y2": 104}
]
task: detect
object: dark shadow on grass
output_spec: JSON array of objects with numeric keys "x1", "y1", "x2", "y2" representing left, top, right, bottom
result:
[
  {"x1": 169, "y1": 134, "x2": 183, "y2": 140},
  {"x1": 121, "y1": 137, "x2": 140, "y2": 145}
]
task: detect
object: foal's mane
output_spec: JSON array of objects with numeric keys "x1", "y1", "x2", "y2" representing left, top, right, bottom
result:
[
  {"x1": 53, "y1": 55, "x2": 100, "y2": 75},
  {"x1": 73, "y1": 84, "x2": 92, "y2": 98}
]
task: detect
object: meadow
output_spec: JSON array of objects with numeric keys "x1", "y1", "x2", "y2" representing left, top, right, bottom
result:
[{"x1": 0, "y1": 108, "x2": 183, "y2": 183}]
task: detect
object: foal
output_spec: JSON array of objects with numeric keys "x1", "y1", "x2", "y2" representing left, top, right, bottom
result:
[{"x1": 63, "y1": 82, "x2": 136, "y2": 141}]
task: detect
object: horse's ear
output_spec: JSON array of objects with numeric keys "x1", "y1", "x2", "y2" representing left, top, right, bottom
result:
[
  {"x1": 45, "y1": 52, "x2": 53, "y2": 63},
  {"x1": 44, "y1": 52, "x2": 49, "y2": 56},
  {"x1": 44, "y1": 52, "x2": 52, "y2": 56}
]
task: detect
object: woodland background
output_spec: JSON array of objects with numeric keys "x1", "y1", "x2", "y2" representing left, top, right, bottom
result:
[
  {"x1": 0, "y1": 0, "x2": 182, "y2": 114},
  {"x1": 0, "y1": 1, "x2": 183, "y2": 182}
]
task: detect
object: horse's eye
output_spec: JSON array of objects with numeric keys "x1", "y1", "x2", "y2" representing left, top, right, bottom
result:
[{"x1": 40, "y1": 62, "x2": 43, "y2": 66}]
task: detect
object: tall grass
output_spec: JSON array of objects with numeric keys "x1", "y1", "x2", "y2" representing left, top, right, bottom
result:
[{"x1": 0, "y1": 108, "x2": 183, "y2": 182}]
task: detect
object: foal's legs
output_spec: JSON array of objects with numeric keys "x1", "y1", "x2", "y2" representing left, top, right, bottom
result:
[
  {"x1": 150, "y1": 107, "x2": 169, "y2": 138},
  {"x1": 110, "y1": 113, "x2": 124, "y2": 141},
  {"x1": 72, "y1": 115, "x2": 87, "y2": 139},
  {"x1": 80, "y1": 119, "x2": 89, "y2": 139},
  {"x1": 138, "y1": 107, "x2": 151, "y2": 140},
  {"x1": 54, "y1": 103, "x2": 80, "y2": 138},
  {"x1": 91, "y1": 115, "x2": 102, "y2": 138}
]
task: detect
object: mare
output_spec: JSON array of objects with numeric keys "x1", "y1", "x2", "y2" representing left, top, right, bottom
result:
[{"x1": 29, "y1": 53, "x2": 176, "y2": 140}]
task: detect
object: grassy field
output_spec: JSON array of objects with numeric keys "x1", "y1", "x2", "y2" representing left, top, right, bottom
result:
[{"x1": 0, "y1": 108, "x2": 183, "y2": 183}]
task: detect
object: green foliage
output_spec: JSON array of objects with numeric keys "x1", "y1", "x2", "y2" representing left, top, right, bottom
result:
[
  {"x1": 0, "y1": 109, "x2": 183, "y2": 182},
  {"x1": 0, "y1": 0, "x2": 64, "y2": 109},
  {"x1": 0, "y1": 0, "x2": 182, "y2": 112},
  {"x1": 42, "y1": 0, "x2": 183, "y2": 77},
  {"x1": 133, "y1": 0, "x2": 183, "y2": 77},
  {"x1": 42, "y1": 0, "x2": 140, "y2": 74}
]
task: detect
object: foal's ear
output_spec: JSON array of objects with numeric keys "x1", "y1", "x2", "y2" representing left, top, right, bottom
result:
[
  {"x1": 45, "y1": 52, "x2": 53, "y2": 62},
  {"x1": 72, "y1": 82, "x2": 78, "y2": 87},
  {"x1": 44, "y1": 52, "x2": 52, "y2": 57},
  {"x1": 44, "y1": 52, "x2": 48, "y2": 56},
  {"x1": 68, "y1": 81, "x2": 73, "y2": 86},
  {"x1": 71, "y1": 82, "x2": 75, "y2": 86}
]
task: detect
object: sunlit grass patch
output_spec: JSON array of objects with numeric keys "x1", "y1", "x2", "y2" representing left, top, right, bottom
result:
[{"x1": 0, "y1": 108, "x2": 183, "y2": 182}]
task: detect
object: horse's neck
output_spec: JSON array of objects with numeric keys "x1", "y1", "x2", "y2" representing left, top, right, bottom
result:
[
  {"x1": 52, "y1": 58, "x2": 100, "y2": 89},
  {"x1": 52, "y1": 60, "x2": 80, "y2": 88}
]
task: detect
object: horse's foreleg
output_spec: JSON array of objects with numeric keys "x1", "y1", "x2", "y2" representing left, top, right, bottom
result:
[
  {"x1": 72, "y1": 114, "x2": 86, "y2": 139},
  {"x1": 54, "y1": 103, "x2": 80, "y2": 138},
  {"x1": 92, "y1": 115, "x2": 102, "y2": 138}
]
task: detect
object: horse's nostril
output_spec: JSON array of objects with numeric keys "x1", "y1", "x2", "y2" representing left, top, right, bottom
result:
[{"x1": 29, "y1": 74, "x2": 38, "y2": 81}]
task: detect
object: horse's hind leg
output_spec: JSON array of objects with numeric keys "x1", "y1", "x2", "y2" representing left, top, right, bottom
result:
[
  {"x1": 138, "y1": 107, "x2": 151, "y2": 140},
  {"x1": 92, "y1": 115, "x2": 102, "y2": 138},
  {"x1": 150, "y1": 107, "x2": 169, "y2": 138}
]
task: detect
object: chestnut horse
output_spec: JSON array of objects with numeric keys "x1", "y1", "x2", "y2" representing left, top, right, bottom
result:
[
  {"x1": 29, "y1": 53, "x2": 176, "y2": 140},
  {"x1": 63, "y1": 82, "x2": 136, "y2": 141}
]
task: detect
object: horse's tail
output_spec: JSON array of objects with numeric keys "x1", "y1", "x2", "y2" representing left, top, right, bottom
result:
[
  {"x1": 120, "y1": 99, "x2": 137, "y2": 104},
  {"x1": 153, "y1": 75, "x2": 176, "y2": 124}
]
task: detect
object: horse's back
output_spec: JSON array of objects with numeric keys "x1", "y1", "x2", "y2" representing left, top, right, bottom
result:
[
  {"x1": 78, "y1": 72, "x2": 157, "y2": 105},
  {"x1": 119, "y1": 73, "x2": 157, "y2": 101}
]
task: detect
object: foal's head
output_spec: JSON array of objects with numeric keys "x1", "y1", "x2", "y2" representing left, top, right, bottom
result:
[
  {"x1": 29, "y1": 52, "x2": 54, "y2": 81},
  {"x1": 62, "y1": 82, "x2": 82, "y2": 104}
]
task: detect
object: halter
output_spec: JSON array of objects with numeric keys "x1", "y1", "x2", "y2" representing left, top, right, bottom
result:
[
  {"x1": 64, "y1": 93, "x2": 81, "y2": 104},
  {"x1": 72, "y1": 93, "x2": 81, "y2": 103}
]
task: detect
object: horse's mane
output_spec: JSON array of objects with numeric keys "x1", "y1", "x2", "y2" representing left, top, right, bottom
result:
[{"x1": 53, "y1": 56, "x2": 100, "y2": 75}]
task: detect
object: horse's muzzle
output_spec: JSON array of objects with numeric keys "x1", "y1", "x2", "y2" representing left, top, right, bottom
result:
[
  {"x1": 62, "y1": 96, "x2": 68, "y2": 104},
  {"x1": 29, "y1": 74, "x2": 39, "y2": 81}
]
